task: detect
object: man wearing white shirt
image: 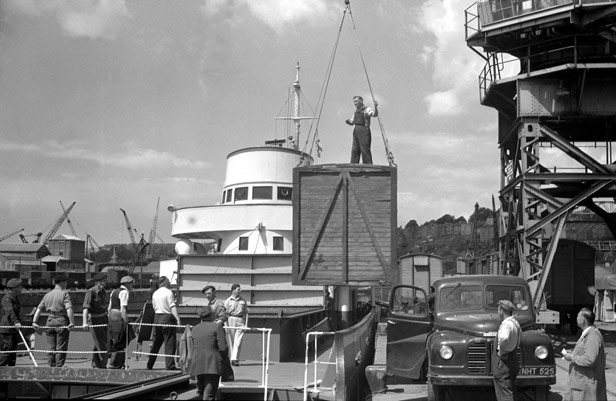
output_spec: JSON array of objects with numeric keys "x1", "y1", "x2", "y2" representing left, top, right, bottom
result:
[
  {"x1": 492, "y1": 299, "x2": 521, "y2": 401},
  {"x1": 147, "y1": 276, "x2": 181, "y2": 370},
  {"x1": 225, "y1": 284, "x2": 248, "y2": 366}
]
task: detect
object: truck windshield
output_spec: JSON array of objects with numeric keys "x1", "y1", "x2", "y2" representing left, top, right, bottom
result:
[
  {"x1": 485, "y1": 285, "x2": 530, "y2": 311},
  {"x1": 440, "y1": 284, "x2": 483, "y2": 311}
]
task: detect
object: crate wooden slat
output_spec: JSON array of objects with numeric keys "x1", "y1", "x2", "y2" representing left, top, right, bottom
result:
[{"x1": 292, "y1": 164, "x2": 398, "y2": 285}]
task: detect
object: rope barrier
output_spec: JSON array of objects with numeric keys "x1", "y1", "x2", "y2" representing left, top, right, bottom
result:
[{"x1": 133, "y1": 351, "x2": 179, "y2": 359}]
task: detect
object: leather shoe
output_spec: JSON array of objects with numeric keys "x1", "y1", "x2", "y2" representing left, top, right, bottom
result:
[
  {"x1": 231, "y1": 360, "x2": 239, "y2": 366},
  {"x1": 221, "y1": 376, "x2": 235, "y2": 382}
]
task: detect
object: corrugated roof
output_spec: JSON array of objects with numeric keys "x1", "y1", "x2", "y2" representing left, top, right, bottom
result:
[
  {"x1": 51, "y1": 234, "x2": 82, "y2": 241},
  {"x1": 0, "y1": 243, "x2": 49, "y2": 253},
  {"x1": 41, "y1": 255, "x2": 68, "y2": 263}
]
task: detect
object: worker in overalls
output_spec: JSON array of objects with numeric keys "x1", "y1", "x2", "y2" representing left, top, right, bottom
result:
[
  {"x1": 0, "y1": 278, "x2": 24, "y2": 366},
  {"x1": 345, "y1": 96, "x2": 378, "y2": 164},
  {"x1": 108, "y1": 275, "x2": 135, "y2": 369},
  {"x1": 32, "y1": 274, "x2": 75, "y2": 367},
  {"x1": 492, "y1": 299, "x2": 521, "y2": 401}
]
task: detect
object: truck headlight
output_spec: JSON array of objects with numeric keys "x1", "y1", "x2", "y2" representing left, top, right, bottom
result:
[
  {"x1": 439, "y1": 345, "x2": 453, "y2": 360},
  {"x1": 534, "y1": 345, "x2": 548, "y2": 360}
]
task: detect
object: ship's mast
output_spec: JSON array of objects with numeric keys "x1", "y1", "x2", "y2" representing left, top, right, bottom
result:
[{"x1": 291, "y1": 62, "x2": 301, "y2": 150}]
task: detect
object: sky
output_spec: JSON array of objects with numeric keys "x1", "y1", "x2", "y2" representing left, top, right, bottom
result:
[{"x1": 0, "y1": 0, "x2": 502, "y2": 246}]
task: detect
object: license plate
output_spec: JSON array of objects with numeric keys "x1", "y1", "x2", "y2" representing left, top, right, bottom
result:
[{"x1": 519, "y1": 366, "x2": 555, "y2": 376}]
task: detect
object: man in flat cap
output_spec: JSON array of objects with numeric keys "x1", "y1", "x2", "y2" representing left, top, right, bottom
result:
[
  {"x1": 83, "y1": 273, "x2": 108, "y2": 368},
  {"x1": 32, "y1": 274, "x2": 75, "y2": 367},
  {"x1": 201, "y1": 285, "x2": 233, "y2": 381},
  {"x1": 147, "y1": 276, "x2": 181, "y2": 370},
  {"x1": 107, "y1": 275, "x2": 135, "y2": 369},
  {"x1": 493, "y1": 299, "x2": 521, "y2": 401},
  {"x1": 190, "y1": 306, "x2": 227, "y2": 400},
  {"x1": 0, "y1": 278, "x2": 23, "y2": 366}
]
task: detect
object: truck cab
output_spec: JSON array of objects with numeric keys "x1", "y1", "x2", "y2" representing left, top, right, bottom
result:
[{"x1": 386, "y1": 275, "x2": 555, "y2": 400}]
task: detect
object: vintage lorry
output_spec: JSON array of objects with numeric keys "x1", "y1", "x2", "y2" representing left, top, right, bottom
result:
[{"x1": 384, "y1": 275, "x2": 556, "y2": 400}]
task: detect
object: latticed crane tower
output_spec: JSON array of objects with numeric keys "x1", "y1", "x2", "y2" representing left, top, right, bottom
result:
[{"x1": 465, "y1": 0, "x2": 616, "y2": 307}]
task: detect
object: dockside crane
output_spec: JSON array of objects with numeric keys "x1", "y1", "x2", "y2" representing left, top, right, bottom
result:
[
  {"x1": 40, "y1": 201, "x2": 76, "y2": 245},
  {"x1": 60, "y1": 201, "x2": 78, "y2": 237},
  {"x1": 86, "y1": 233, "x2": 101, "y2": 260},
  {"x1": 0, "y1": 228, "x2": 25, "y2": 242},
  {"x1": 120, "y1": 208, "x2": 137, "y2": 246},
  {"x1": 20, "y1": 233, "x2": 42, "y2": 243},
  {"x1": 145, "y1": 197, "x2": 160, "y2": 261}
]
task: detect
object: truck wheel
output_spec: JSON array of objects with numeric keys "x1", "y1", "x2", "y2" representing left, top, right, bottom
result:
[
  {"x1": 533, "y1": 385, "x2": 549, "y2": 401},
  {"x1": 427, "y1": 378, "x2": 445, "y2": 401}
]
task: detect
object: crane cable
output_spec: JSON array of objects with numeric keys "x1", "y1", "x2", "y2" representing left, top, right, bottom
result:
[
  {"x1": 347, "y1": 3, "x2": 396, "y2": 167},
  {"x1": 300, "y1": 4, "x2": 350, "y2": 165}
]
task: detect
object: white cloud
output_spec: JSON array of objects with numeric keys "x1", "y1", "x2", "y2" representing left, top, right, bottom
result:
[
  {"x1": 418, "y1": 0, "x2": 485, "y2": 117},
  {"x1": 5, "y1": 0, "x2": 132, "y2": 40},
  {"x1": 0, "y1": 140, "x2": 208, "y2": 170},
  {"x1": 201, "y1": 0, "x2": 335, "y2": 33}
]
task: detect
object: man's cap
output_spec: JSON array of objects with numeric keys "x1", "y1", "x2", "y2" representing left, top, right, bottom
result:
[
  {"x1": 197, "y1": 306, "x2": 212, "y2": 319},
  {"x1": 201, "y1": 285, "x2": 215, "y2": 294},
  {"x1": 120, "y1": 275, "x2": 135, "y2": 284},
  {"x1": 498, "y1": 300, "x2": 516, "y2": 313},
  {"x1": 54, "y1": 274, "x2": 68, "y2": 283},
  {"x1": 93, "y1": 273, "x2": 107, "y2": 282},
  {"x1": 6, "y1": 278, "x2": 22, "y2": 289},
  {"x1": 158, "y1": 276, "x2": 169, "y2": 284}
]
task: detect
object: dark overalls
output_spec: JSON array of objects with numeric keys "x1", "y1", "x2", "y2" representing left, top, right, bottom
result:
[
  {"x1": 0, "y1": 292, "x2": 21, "y2": 366},
  {"x1": 350, "y1": 108, "x2": 373, "y2": 164},
  {"x1": 492, "y1": 325, "x2": 521, "y2": 401}
]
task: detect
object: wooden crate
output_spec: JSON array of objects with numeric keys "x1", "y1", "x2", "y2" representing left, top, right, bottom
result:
[{"x1": 292, "y1": 164, "x2": 398, "y2": 285}]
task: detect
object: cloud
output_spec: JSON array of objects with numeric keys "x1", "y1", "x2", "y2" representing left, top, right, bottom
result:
[
  {"x1": 0, "y1": 139, "x2": 208, "y2": 170},
  {"x1": 417, "y1": 0, "x2": 485, "y2": 117},
  {"x1": 201, "y1": 0, "x2": 334, "y2": 33},
  {"x1": 4, "y1": 0, "x2": 132, "y2": 40}
]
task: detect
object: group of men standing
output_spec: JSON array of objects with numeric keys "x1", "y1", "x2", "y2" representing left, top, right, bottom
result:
[
  {"x1": 494, "y1": 301, "x2": 607, "y2": 401},
  {"x1": 0, "y1": 273, "x2": 135, "y2": 369}
]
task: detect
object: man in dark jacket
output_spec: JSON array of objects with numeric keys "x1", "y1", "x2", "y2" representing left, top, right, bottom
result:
[
  {"x1": 201, "y1": 285, "x2": 233, "y2": 381},
  {"x1": 83, "y1": 273, "x2": 108, "y2": 368},
  {"x1": 0, "y1": 278, "x2": 23, "y2": 366},
  {"x1": 190, "y1": 306, "x2": 227, "y2": 401}
]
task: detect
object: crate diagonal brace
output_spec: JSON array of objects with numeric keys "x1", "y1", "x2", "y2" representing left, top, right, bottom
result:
[{"x1": 299, "y1": 174, "x2": 345, "y2": 281}]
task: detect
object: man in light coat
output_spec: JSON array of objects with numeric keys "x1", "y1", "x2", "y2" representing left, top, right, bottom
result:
[{"x1": 563, "y1": 308, "x2": 607, "y2": 401}]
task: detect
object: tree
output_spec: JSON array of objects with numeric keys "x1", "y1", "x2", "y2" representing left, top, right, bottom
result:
[{"x1": 436, "y1": 214, "x2": 455, "y2": 224}]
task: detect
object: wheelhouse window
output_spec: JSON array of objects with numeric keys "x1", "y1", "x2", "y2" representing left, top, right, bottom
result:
[
  {"x1": 239, "y1": 237, "x2": 249, "y2": 251},
  {"x1": 225, "y1": 190, "x2": 233, "y2": 203},
  {"x1": 273, "y1": 236, "x2": 284, "y2": 251},
  {"x1": 217, "y1": 239, "x2": 222, "y2": 253},
  {"x1": 440, "y1": 284, "x2": 483, "y2": 311},
  {"x1": 277, "y1": 186, "x2": 293, "y2": 200},
  {"x1": 234, "y1": 187, "x2": 248, "y2": 201},
  {"x1": 486, "y1": 285, "x2": 530, "y2": 311},
  {"x1": 221, "y1": 190, "x2": 226, "y2": 204},
  {"x1": 252, "y1": 186, "x2": 273, "y2": 200}
]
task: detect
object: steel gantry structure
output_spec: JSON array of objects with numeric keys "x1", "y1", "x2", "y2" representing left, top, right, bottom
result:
[{"x1": 465, "y1": 0, "x2": 616, "y2": 307}]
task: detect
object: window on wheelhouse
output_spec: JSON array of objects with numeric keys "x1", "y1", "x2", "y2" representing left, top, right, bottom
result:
[
  {"x1": 222, "y1": 190, "x2": 226, "y2": 204},
  {"x1": 234, "y1": 187, "x2": 248, "y2": 201},
  {"x1": 239, "y1": 237, "x2": 249, "y2": 251},
  {"x1": 252, "y1": 186, "x2": 273, "y2": 200},
  {"x1": 440, "y1": 284, "x2": 483, "y2": 311},
  {"x1": 217, "y1": 239, "x2": 222, "y2": 253},
  {"x1": 225, "y1": 190, "x2": 232, "y2": 203},
  {"x1": 277, "y1": 186, "x2": 293, "y2": 200},
  {"x1": 273, "y1": 236, "x2": 283, "y2": 251}
]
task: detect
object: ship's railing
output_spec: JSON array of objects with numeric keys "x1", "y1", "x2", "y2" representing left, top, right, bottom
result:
[
  {"x1": 303, "y1": 331, "x2": 336, "y2": 401},
  {"x1": 479, "y1": 52, "x2": 504, "y2": 101}
]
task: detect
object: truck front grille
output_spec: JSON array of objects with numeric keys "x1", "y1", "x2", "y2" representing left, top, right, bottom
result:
[
  {"x1": 467, "y1": 340, "x2": 489, "y2": 375},
  {"x1": 467, "y1": 339, "x2": 523, "y2": 375}
]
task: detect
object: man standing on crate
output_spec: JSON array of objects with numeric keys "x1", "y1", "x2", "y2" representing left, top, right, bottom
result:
[
  {"x1": 108, "y1": 275, "x2": 135, "y2": 369},
  {"x1": 83, "y1": 273, "x2": 108, "y2": 369},
  {"x1": 147, "y1": 276, "x2": 181, "y2": 370},
  {"x1": 0, "y1": 278, "x2": 24, "y2": 366},
  {"x1": 32, "y1": 275, "x2": 76, "y2": 367},
  {"x1": 345, "y1": 95, "x2": 378, "y2": 164}
]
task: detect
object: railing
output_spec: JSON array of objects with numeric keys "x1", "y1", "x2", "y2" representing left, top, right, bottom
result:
[
  {"x1": 479, "y1": 52, "x2": 504, "y2": 101},
  {"x1": 303, "y1": 331, "x2": 336, "y2": 401}
]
